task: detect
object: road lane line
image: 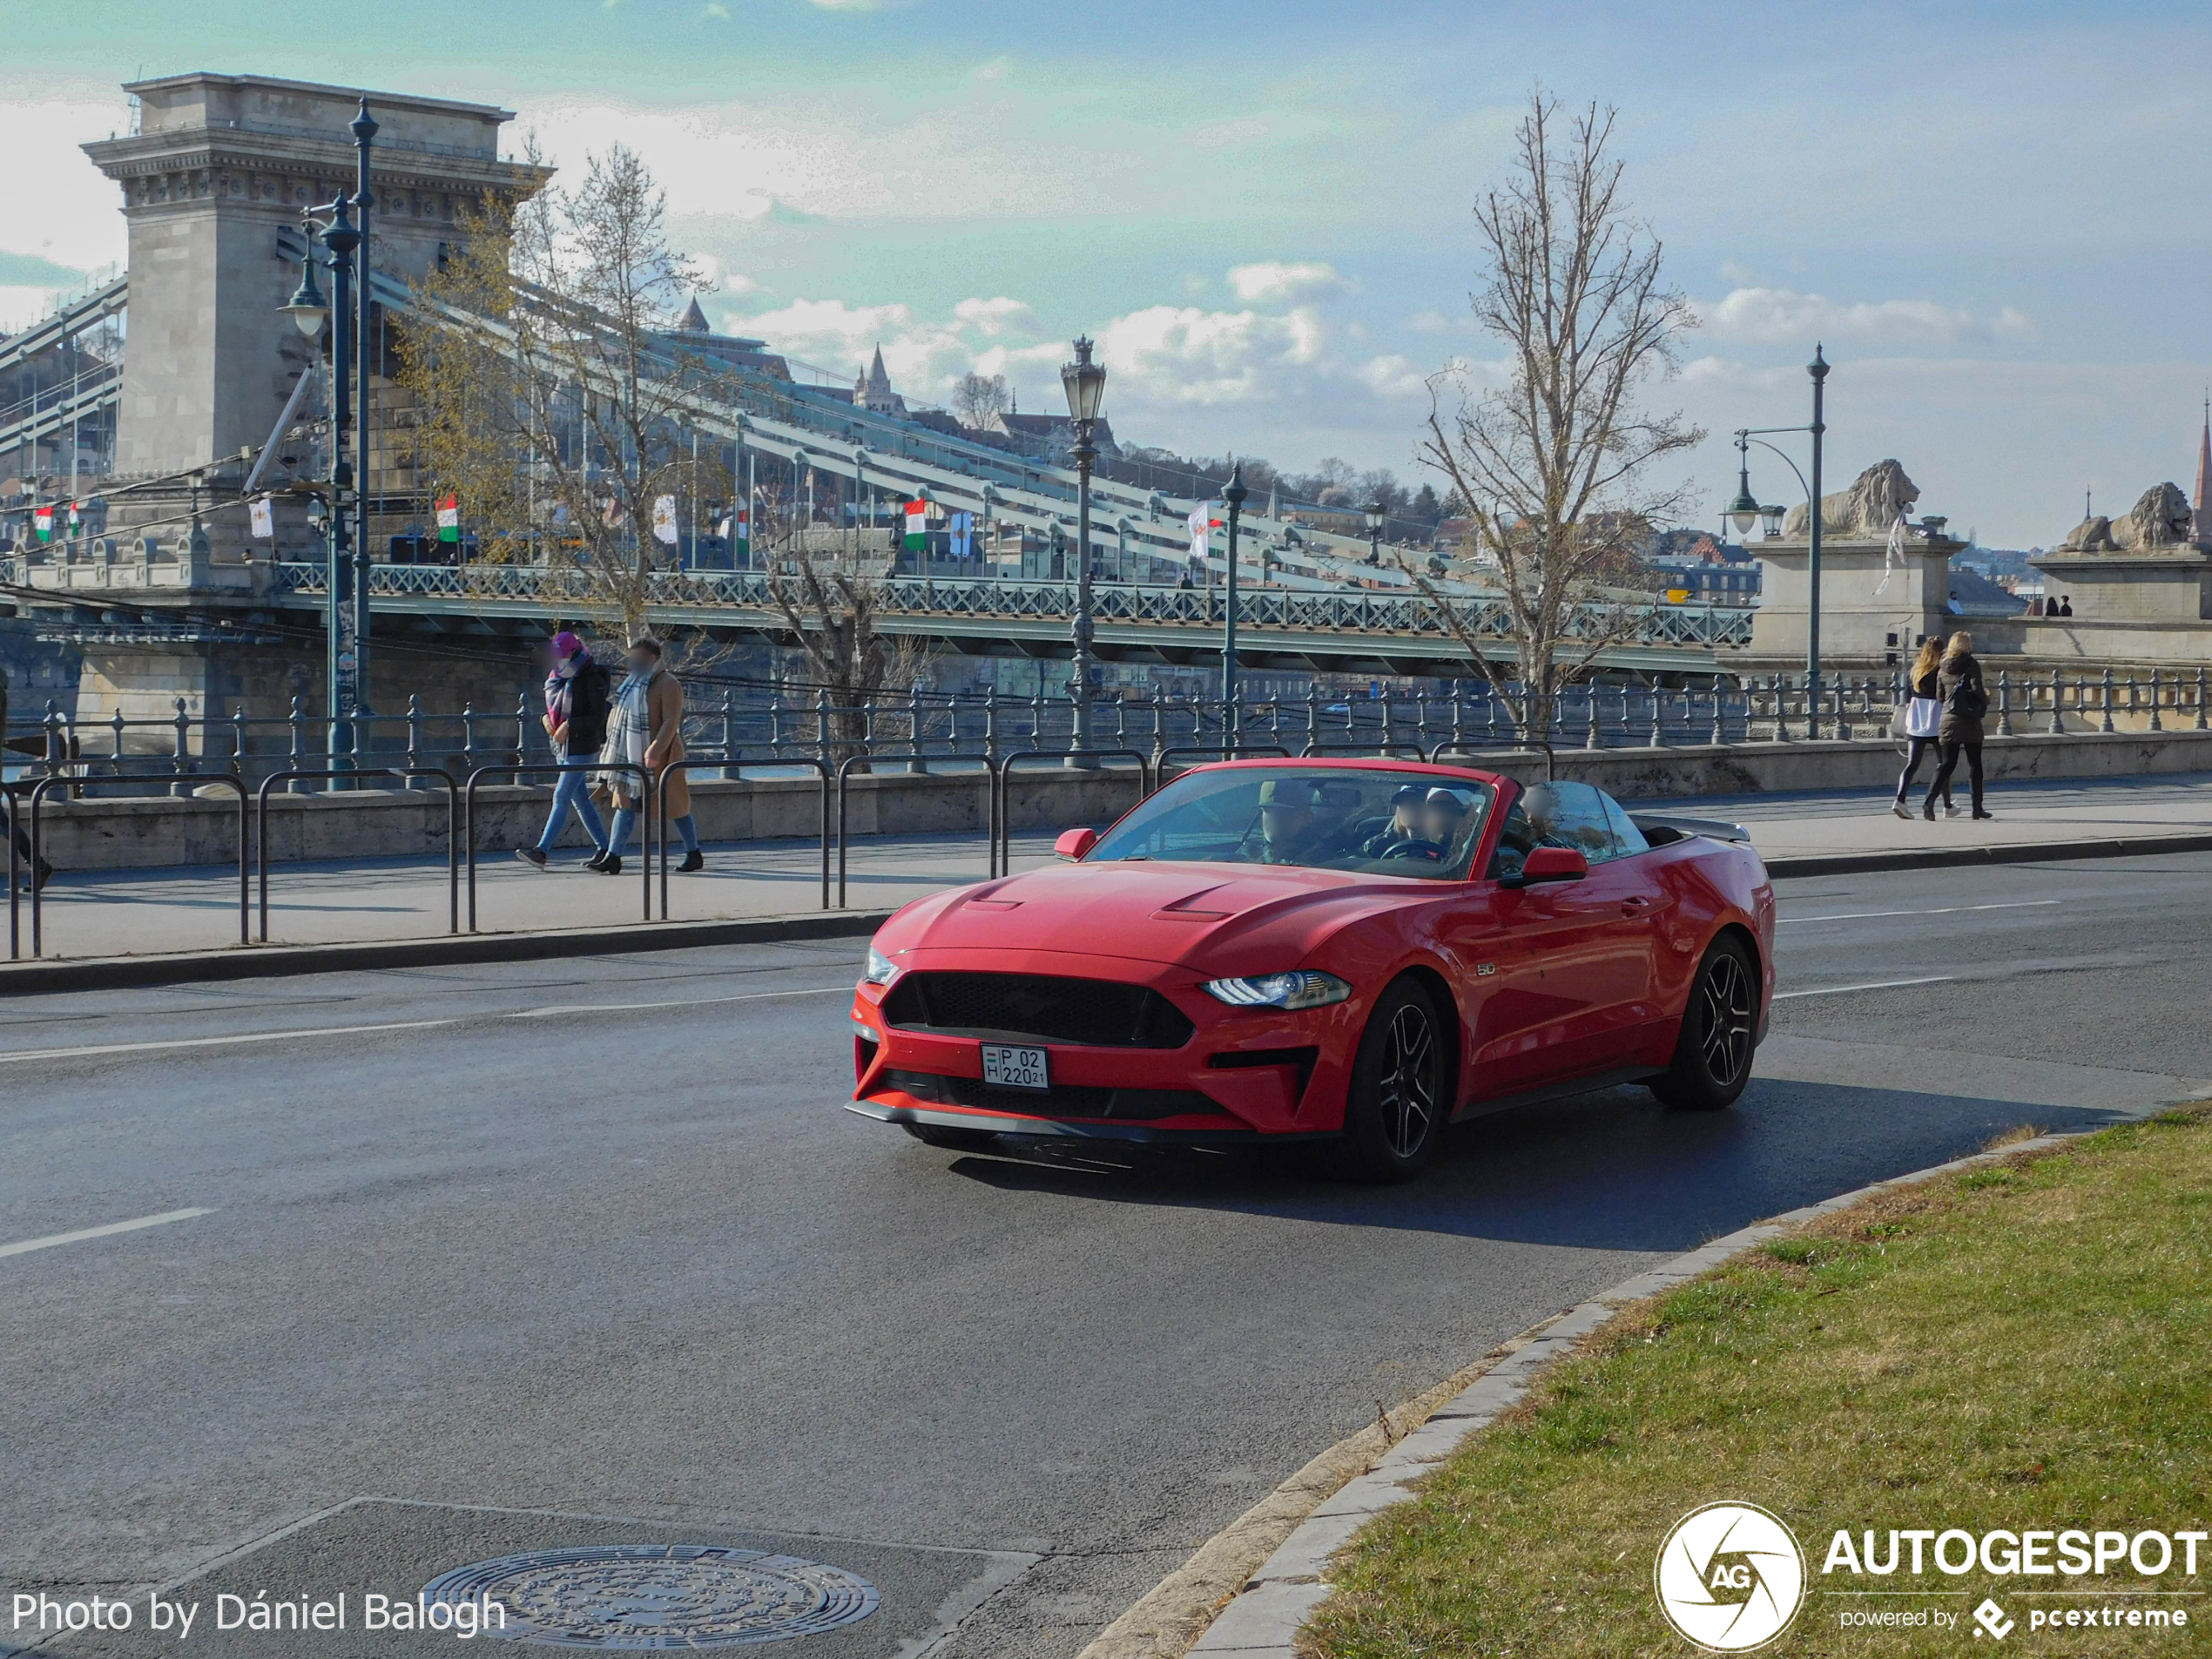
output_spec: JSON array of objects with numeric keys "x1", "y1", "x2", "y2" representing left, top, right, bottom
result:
[
  {"x1": 507, "y1": 987, "x2": 852, "y2": 1018},
  {"x1": 1775, "y1": 975, "x2": 1955, "y2": 1001},
  {"x1": 0, "y1": 1019, "x2": 461, "y2": 1065},
  {"x1": 1, "y1": 1207, "x2": 213, "y2": 1260},
  {"x1": 0, "y1": 987, "x2": 856, "y2": 1064},
  {"x1": 1779, "y1": 900, "x2": 2062, "y2": 925}
]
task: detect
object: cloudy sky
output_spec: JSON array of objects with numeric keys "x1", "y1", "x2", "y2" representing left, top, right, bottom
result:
[{"x1": 5, "y1": 0, "x2": 2209, "y2": 546}]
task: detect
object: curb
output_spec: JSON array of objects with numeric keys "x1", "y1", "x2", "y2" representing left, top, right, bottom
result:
[
  {"x1": 1761, "y1": 828, "x2": 2212, "y2": 880},
  {"x1": 1085, "y1": 1117, "x2": 2164, "y2": 1659},
  {"x1": 0, "y1": 909, "x2": 895, "y2": 995}
]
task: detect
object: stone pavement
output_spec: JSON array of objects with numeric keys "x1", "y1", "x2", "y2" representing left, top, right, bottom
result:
[{"x1": 11, "y1": 772, "x2": 2212, "y2": 964}]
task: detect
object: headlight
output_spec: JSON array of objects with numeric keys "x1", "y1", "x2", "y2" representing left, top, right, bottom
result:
[
  {"x1": 1202, "y1": 970, "x2": 1352, "y2": 1010},
  {"x1": 861, "y1": 945, "x2": 899, "y2": 986}
]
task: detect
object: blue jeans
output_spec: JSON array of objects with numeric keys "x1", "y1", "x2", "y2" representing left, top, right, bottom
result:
[{"x1": 536, "y1": 761, "x2": 607, "y2": 853}]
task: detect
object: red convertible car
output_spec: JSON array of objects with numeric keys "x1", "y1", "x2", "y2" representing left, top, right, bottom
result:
[{"x1": 846, "y1": 759, "x2": 1775, "y2": 1181}]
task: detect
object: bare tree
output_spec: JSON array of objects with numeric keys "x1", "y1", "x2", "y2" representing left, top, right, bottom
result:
[
  {"x1": 950, "y1": 371, "x2": 1010, "y2": 430},
  {"x1": 396, "y1": 142, "x2": 732, "y2": 643},
  {"x1": 1411, "y1": 92, "x2": 1701, "y2": 769}
]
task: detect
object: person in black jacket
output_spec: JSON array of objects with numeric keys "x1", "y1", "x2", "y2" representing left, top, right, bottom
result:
[
  {"x1": 516, "y1": 631, "x2": 612, "y2": 868},
  {"x1": 1924, "y1": 632, "x2": 1993, "y2": 821},
  {"x1": 1892, "y1": 635, "x2": 1952, "y2": 819}
]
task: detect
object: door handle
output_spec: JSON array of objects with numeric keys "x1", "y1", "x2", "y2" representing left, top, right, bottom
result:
[{"x1": 1622, "y1": 896, "x2": 1652, "y2": 912}]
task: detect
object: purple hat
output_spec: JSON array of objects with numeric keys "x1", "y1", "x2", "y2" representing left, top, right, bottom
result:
[{"x1": 550, "y1": 631, "x2": 585, "y2": 658}]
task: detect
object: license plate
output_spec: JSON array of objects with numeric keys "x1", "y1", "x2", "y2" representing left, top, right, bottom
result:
[{"x1": 980, "y1": 1043, "x2": 1050, "y2": 1092}]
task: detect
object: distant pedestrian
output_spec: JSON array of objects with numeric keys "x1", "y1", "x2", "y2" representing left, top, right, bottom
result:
[
  {"x1": 596, "y1": 636, "x2": 704, "y2": 874},
  {"x1": 1924, "y1": 631, "x2": 1993, "y2": 822},
  {"x1": 2059, "y1": 596, "x2": 2074, "y2": 617},
  {"x1": 516, "y1": 631, "x2": 610, "y2": 869},
  {"x1": 1892, "y1": 635, "x2": 1950, "y2": 819}
]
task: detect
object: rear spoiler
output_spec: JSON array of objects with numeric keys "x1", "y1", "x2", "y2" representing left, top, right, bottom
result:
[{"x1": 1630, "y1": 812, "x2": 1752, "y2": 846}]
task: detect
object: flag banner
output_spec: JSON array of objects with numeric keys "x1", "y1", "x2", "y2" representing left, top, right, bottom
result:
[
  {"x1": 436, "y1": 493, "x2": 461, "y2": 543},
  {"x1": 904, "y1": 498, "x2": 928, "y2": 553},
  {"x1": 248, "y1": 496, "x2": 274, "y2": 539},
  {"x1": 734, "y1": 506, "x2": 750, "y2": 556},
  {"x1": 1876, "y1": 511, "x2": 1907, "y2": 596},
  {"x1": 652, "y1": 496, "x2": 679, "y2": 545},
  {"x1": 32, "y1": 506, "x2": 52, "y2": 543},
  {"x1": 949, "y1": 510, "x2": 973, "y2": 561},
  {"x1": 1187, "y1": 502, "x2": 1222, "y2": 563},
  {"x1": 65, "y1": 502, "x2": 81, "y2": 536},
  {"x1": 551, "y1": 502, "x2": 569, "y2": 529}
]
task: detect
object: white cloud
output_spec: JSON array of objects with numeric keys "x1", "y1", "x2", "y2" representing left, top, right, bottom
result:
[
  {"x1": 1697, "y1": 285, "x2": 2031, "y2": 347},
  {"x1": 1226, "y1": 260, "x2": 1349, "y2": 305},
  {"x1": 1407, "y1": 307, "x2": 1452, "y2": 335}
]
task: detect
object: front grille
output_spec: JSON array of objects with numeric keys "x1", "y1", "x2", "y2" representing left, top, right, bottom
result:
[
  {"x1": 876, "y1": 1069, "x2": 1222, "y2": 1122},
  {"x1": 882, "y1": 972, "x2": 1195, "y2": 1049}
]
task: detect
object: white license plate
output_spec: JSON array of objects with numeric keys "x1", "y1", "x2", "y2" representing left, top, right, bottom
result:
[{"x1": 980, "y1": 1044, "x2": 1050, "y2": 1091}]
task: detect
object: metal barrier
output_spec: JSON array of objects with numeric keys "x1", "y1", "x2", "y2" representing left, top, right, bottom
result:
[
  {"x1": 652, "y1": 755, "x2": 833, "y2": 921},
  {"x1": 1292, "y1": 740, "x2": 1432, "y2": 761},
  {"x1": 988, "y1": 749, "x2": 1157, "y2": 882},
  {"x1": 834, "y1": 752, "x2": 999, "y2": 908},
  {"x1": 255, "y1": 768, "x2": 458, "y2": 943},
  {"x1": 12, "y1": 773, "x2": 249, "y2": 960},
  {"x1": 463, "y1": 762, "x2": 654, "y2": 933},
  {"x1": 1155, "y1": 745, "x2": 1294, "y2": 784}
]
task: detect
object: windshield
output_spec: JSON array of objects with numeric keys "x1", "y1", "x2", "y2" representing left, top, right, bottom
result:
[{"x1": 1087, "y1": 767, "x2": 1496, "y2": 880}]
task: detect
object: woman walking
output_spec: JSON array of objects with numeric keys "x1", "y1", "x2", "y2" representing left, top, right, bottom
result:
[
  {"x1": 594, "y1": 637, "x2": 705, "y2": 875},
  {"x1": 516, "y1": 631, "x2": 610, "y2": 869},
  {"x1": 1891, "y1": 635, "x2": 1950, "y2": 819},
  {"x1": 1924, "y1": 631, "x2": 1993, "y2": 822}
]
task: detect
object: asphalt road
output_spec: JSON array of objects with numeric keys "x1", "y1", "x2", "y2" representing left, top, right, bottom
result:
[{"x1": 3, "y1": 853, "x2": 2209, "y2": 1657}]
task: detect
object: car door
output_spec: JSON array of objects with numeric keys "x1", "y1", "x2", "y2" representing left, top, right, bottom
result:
[{"x1": 1467, "y1": 782, "x2": 1656, "y2": 1093}]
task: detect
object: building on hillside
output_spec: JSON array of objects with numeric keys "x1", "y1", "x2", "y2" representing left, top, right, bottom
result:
[
  {"x1": 853, "y1": 345, "x2": 906, "y2": 415},
  {"x1": 662, "y1": 298, "x2": 791, "y2": 380},
  {"x1": 988, "y1": 410, "x2": 1122, "y2": 466}
]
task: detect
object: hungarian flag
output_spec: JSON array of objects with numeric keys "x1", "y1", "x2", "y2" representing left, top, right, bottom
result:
[
  {"x1": 436, "y1": 493, "x2": 461, "y2": 543},
  {"x1": 31, "y1": 506, "x2": 52, "y2": 543},
  {"x1": 733, "y1": 504, "x2": 749, "y2": 557},
  {"x1": 904, "y1": 498, "x2": 928, "y2": 553},
  {"x1": 1187, "y1": 502, "x2": 1222, "y2": 563},
  {"x1": 248, "y1": 496, "x2": 274, "y2": 539},
  {"x1": 65, "y1": 502, "x2": 81, "y2": 536}
]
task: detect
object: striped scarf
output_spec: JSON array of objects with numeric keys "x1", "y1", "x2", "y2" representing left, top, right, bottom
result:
[{"x1": 599, "y1": 666, "x2": 655, "y2": 776}]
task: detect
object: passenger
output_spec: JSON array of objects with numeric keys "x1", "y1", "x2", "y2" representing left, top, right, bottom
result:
[
  {"x1": 1418, "y1": 787, "x2": 1472, "y2": 858},
  {"x1": 1359, "y1": 785, "x2": 1428, "y2": 858},
  {"x1": 1252, "y1": 778, "x2": 1337, "y2": 865}
]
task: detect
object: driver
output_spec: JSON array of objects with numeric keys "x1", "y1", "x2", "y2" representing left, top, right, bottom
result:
[
  {"x1": 1416, "y1": 787, "x2": 1472, "y2": 858},
  {"x1": 1253, "y1": 778, "x2": 1340, "y2": 864}
]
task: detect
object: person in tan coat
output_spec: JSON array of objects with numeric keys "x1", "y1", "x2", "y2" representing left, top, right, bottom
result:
[{"x1": 593, "y1": 636, "x2": 705, "y2": 873}]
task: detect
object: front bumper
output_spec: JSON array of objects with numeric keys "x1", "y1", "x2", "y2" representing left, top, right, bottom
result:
[{"x1": 849, "y1": 951, "x2": 1360, "y2": 1140}]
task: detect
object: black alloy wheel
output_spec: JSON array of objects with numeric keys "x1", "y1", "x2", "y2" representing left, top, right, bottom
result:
[
  {"x1": 1338, "y1": 978, "x2": 1447, "y2": 1182},
  {"x1": 1650, "y1": 936, "x2": 1758, "y2": 1110}
]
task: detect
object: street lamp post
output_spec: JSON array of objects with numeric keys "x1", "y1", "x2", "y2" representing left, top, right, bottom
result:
[
  {"x1": 282, "y1": 197, "x2": 360, "y2": 769},
  {"x1": 1729, "y1": 344, "x2": 1831, "y2": 735},
  {"x1": 350, "y1": 98, "x2": 377, "y2": 726},
  {"x1": 1365, "y1": 499, "x2": 1386, "y2": 566},
  {"x1": 1060, "y1": 335, "x2": 1107, "y2": 759},
  {"x1": 1221, "y1": 463, "x2": 1248, "y2": 745}
]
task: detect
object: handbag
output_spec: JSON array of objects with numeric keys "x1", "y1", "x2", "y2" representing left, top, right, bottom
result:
[{"x1": 1903, "y1": 695, "x2": 1942, "y2": 738}]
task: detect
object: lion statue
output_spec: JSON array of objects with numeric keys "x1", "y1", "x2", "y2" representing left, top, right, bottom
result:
[
  {"x1": 1781, "y1": 459, "x2": 1920, "y2": 538},
  {"x1": 2060, "y1": 482, "x2": 2195, "y2": 552}
]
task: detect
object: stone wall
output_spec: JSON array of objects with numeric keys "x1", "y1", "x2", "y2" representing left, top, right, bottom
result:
[{"x1": 22, "y1": 729, "x2": 2212, "y2": 873}]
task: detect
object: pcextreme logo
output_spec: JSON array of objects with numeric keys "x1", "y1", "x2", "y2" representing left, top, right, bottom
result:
[{"x1": 1655, "y1": 1501, "x2": 1808, "y2": 1652}]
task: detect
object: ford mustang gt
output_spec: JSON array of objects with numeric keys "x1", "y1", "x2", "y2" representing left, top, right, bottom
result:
[{"x1": 846, "y1": 759, "x2": 1774, "y2": 1180}]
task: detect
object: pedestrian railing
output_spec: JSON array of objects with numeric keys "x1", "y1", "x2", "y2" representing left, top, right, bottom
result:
[
  {"x1": 987, "y1": 749, "x2": 1157, "y2": 884},
  {"x1": 652, "y1": 755, "x2": 832, "y2": 920},
  {"x1": 8, "y1": 773, "x2": 248, "y2": 961},
  {"x1": 255, "y1": 767, "x2": 458, "y2": 943},
  {"x1": 462, "y1": 762, "x2": 655, "y2": 933}
]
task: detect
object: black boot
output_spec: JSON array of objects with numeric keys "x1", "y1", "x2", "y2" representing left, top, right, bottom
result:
[
  {"x1": 678, "y1": 848, "x2": 705, "y2": 873},
  {"x1": 596, "y1": 853, "x2": 624, "y2": 876}
]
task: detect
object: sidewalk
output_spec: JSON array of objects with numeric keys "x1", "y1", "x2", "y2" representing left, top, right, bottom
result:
[{"x1": 12, "y1": 772, "x2": 2212, "y2": 963}]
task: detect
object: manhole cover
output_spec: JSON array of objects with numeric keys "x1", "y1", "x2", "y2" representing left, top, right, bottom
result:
[{"x1": 421, "y1": 1544, "x2": 880, "y2": 1649}]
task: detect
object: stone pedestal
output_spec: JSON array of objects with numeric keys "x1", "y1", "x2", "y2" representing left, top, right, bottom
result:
[
  {"x1": 1750, "y1": 530, "x2": 1966, "y2": 666},
  {"x1": 2029, "y1": 547, "x2": 2212, "y2": 624}
]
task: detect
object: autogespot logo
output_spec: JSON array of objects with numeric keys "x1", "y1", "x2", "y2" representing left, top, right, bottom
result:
[{"x1": 1655, "y1": 1501, "x2": 1807, "y2": 1652}]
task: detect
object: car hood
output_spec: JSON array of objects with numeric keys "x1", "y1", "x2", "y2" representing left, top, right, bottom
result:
[{"x1": 884, "y1": 860, "x2": 1441, "y2": 972}]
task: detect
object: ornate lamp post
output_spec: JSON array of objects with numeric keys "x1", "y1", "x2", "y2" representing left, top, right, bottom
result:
[
  {"x1": 1060, "y1": 335, "x2": 1107, "y2": 757},
  {"x1": 350, "y1": 99, "x2": 377, "y2": 723},
  {"x1": 1730, "y1": 344, "x2": 1831, "y2": 733},
  {"x1": 1221, "y1": 462, "x2": 1248, "y2": 744},
  {"x1": 280, "y1": 196, "x2": 361, "y2": 769},
  {"x1": 1365, "y1": 498, "x2": 1386, "y2": 565}
]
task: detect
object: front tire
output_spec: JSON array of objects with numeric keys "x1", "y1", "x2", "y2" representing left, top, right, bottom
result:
[
  {"x1": 1336, "y1": 978, "x2": 1447, "y2": 1182},
  {"x1": 1649, "y1": 937, "x2": 1758, "y2": 1110}
]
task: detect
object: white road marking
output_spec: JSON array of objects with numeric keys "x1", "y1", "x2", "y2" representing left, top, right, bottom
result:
[
  {"x1": 0, "y1": 986, "x2": 855, "y2": 1064},
  {"x1": 0, "y1": 1207, "x2": 213, "y2": 1260},
  {"x1": 1775, "y1": 974, "x2": 1955, "y2": 1001},
  {"x1": 1779, "y1": 900, "x2": 2062, "y2": 925}
]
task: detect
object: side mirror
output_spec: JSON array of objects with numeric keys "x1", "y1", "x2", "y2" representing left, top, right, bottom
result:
[
  {"x1": 1055, "y1": 826, "x2": 1100, "y2": 861},
  {"x1": 1505, "y1": 846, "x2": 1588, "y2": 887}
]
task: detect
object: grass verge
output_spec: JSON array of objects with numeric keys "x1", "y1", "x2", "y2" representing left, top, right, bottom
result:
[{"x1": 1305, "y1": 1108, "x2": 2212, "y2": 1656}]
